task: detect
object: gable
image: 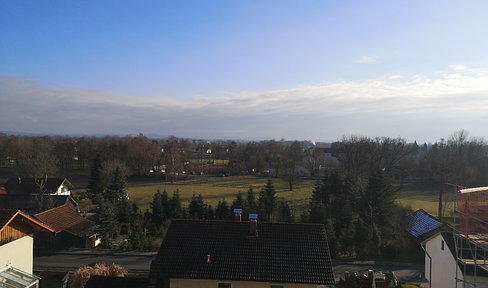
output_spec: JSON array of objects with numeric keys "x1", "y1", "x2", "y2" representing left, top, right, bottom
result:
[
  {"x1": 0, "y1": 209, "x2": 54, "y2": 246},
  {"x1": 2, "y1": 178, "x2": 73, "y2": 195},
  {"x1": 150, "y1": 220, "x2": 335, "y2": 285},
  {"x1": 404, "y1": 209, "x2": 446, "y2": 238},
  {"x1": 35, "y1": 205, "x2": 96, "y2": 236}
]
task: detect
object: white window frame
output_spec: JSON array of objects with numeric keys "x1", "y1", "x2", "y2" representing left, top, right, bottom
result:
[{"x1": 216, "y1": 281, "x2": 234, "y2": 288}]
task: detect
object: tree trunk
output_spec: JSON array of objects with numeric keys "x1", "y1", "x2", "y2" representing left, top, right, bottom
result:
[{"x1": 438, "y1": 182, "x2": 443, "y2": 218}]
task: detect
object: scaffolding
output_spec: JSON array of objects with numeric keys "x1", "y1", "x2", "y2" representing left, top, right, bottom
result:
[{"x1": 445, "y1": 185, "x2": 488, "y2": 288}]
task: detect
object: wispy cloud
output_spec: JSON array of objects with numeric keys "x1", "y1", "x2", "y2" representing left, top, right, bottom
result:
[
  {"x1": 1, "y1": 65, "x2": 488, "y2": 141},
  {"x1": 356, "y1": 55, "x2": 380, "y2": 63}
]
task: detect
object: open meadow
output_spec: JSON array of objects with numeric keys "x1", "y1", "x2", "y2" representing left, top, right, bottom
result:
[{"x1": 121, "y1": 176, "x2": 447, "y2": 218}]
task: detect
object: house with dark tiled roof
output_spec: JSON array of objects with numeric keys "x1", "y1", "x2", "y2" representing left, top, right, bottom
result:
[
  {"x1": 2, "y1": 177, "x2": 74, "y2": 196},
  {"x1": 422, "y1": 231, "x2": 488, "y2": 288},
  {"x1": 0, "y1": 194, "x2": 78, "y2": 214},
  {"x1": 0, "y1": 209, "x2": 54, "y2": 287},
  {"x1": 150, "y1": 218, "x2": 335, "y2": 288},
  {"x1": 404, "y1": 209, "x2": 450, "y2": 241},
  {"x1": 34, "y1": 205, "x2": 100, "y2": 248}
]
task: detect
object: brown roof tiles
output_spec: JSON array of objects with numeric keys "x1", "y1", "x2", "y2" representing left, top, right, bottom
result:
[{"x1": 35, "y1": 205, "x2": 96, "y2": 238}]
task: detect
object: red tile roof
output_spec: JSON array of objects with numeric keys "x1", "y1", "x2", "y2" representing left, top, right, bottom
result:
[
  {"x1": 35, "y1": 205, "x2": 96, "y2": 237},
  {"x1": 0, "y1": 209, "x2": 54, "y2": 234},
  {"x1": 150, "y1": 219, "x2": 335, "y2": 285}
]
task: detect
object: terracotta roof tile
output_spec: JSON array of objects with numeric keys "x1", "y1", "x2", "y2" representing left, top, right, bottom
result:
[
  {"x1": 0, "y1": 209, "x2": 54, "y2": 234},
  {"x1": 35, "y1": 205, "x2": 96, "y2": 237},
  {"x1": 150, "y1": 219, "x2": 335, "y2": 285}
]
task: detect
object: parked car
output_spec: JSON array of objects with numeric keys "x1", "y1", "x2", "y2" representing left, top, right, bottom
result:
[
  {"x1": 199, "y1": 172, "x2": 204, "y2": 176},
  {"x1": 217, "y1": 173, "x2": 225, "y2": 177}
]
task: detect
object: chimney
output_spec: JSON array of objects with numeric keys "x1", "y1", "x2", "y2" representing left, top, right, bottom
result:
[
  {"x1": 233, "y1": 209, "x2": 242, "y2": 221},
  {"x1": 249, "y1": 214, "x2": 258, "y2": 237}
]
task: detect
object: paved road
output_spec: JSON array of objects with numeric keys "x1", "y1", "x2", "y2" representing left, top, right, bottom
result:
[{"x1": 34, "y1": 250, "x2": 428, "y2": 287}]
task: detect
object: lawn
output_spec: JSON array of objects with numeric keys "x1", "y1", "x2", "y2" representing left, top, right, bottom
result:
[
  {"x1": 394, "y1": 182, "x2": 458, "y2": 217},
  {"x1": 78, "y1": 176, "x2": 452, "y2": 218},
  {"x1": 126, "y1": 176, "x2": 317, "y2": 215}
]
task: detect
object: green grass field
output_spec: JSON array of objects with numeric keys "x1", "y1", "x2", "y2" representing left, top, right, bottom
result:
[
  {"x1": 127, "y1": 176, "x2": 316, "y2": 215},
  {"x1": 123, "y1": 176, "x2": 450, "y2": 218}
]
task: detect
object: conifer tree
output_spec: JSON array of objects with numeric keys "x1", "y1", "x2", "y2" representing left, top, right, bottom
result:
[
  {"x1": 259, "y1": 179, "x2": 277, "y2": 221},
  {"x1": 150, "y1": 189, "x2": 165, "y2": 225},
  {"x1": 105, "y1": 166, "x2": 127, "y2": 202},
  {"x1": 87, "y1": 154, "x2": 106, "y2": 199},
  {"x1": 188, "y1": 193, "x2": 205, "y2": 219},
  {"x1": 216, "y1": 199, "x2": 230, "y2": 220},
  {"x1": 169, "y1": 189, "x2": 184, "y2": 219},
  {"x1": 97, "y1": 200, "x2": 119, "y2": 241},
  {"x1": 246, "y1": 186, "x2": 258, "y2": 217}
]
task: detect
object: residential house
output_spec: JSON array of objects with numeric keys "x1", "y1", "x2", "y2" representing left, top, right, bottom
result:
[
  {"x1": 0, "y1": 209, "x2": 54, "y2": 288},
  {"x1": 150, "y1": 218, "x2": 335, "y2": 288},
  {"x1": 2, "y1": 177, "x2": 74, "y2": 196},
  {"x1": 422, "y1": 231, "x2": 488, "y2": 288},
  {"x1": 0, "y1": 194, "x2": 78, "y2": 214},
  {"x1": 34, "y1": 205, "x2": 100, "y2": 249},
  {"x1": 404, "y1": 209, "x2": 451, "y2": 242}
]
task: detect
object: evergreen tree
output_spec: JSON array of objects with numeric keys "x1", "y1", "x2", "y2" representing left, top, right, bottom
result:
[
  {"x1": 169, "y1": 189, "x2": 184, "y2": 219},
  {"x1": 204, "y1": 204, "x2": 215, "y2": 220},
  {"x1": 277, "y1": 200, "x2": 294, "y2": 223},
  {"x1": 150, "y1": 189, "x2": 165, "y2": 225},
  {"x1": 246, "y1": 186, "x2": 258, "y2": 217},
  {"x1": 87, "y1": 154, "x2": 106, "y2": 200},
  {"x1": 231, "y1": 191, "x2": 245, "y2": 212},
  {"x1": 130, "y1": 225, "x2": 147, "y2": 250},
  {"x1": 188, "y1": 193, "x2": 205, "y2": 219},
  {"x1": 104, "y1": 166, "x2": 127, "y2": 202},
  {"x1": 117, "y1": 198, "x2": 132, "y2": 224},
  {"x1": 355, "y1": 170, "x2": 396, "y2": 258},
  {"x1": 215, "y1": 199, "x2": 231, "y2": 220},
  {"x1": 258, "y1": 179, "x2": 277, "y2": 221},
  {"x1": 358, "y1": 170, "x2": 396, "y2": 229},
  {"x1": 161, "y1": 190, "x2": 170, "y2": 218},
  {"x1": 97, "y1": 200, "x2": 119, "y2": 241}
]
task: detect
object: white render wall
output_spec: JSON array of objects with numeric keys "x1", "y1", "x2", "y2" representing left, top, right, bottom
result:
[
  {"x1": 0, "y1": 234, "x2": 34, "y2": 274},
  {"x1": 425, "y1": 233, "x2": 463, "y2": 288}
]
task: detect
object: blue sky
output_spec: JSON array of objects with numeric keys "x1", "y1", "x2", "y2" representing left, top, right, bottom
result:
[{"x1": 1, "y1": 0, "x2": 488, "y2": 142}]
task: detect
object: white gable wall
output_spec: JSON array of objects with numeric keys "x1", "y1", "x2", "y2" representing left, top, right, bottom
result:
[
  {"x1": 424, "y1": 233, "x2": 462, "y2": 288},
  {"x1": 0, "y1": 234, "x2": 34, "y2": 274},
  {"x1": 54, "y1": 183, "x2": 70, "y2": 195}
]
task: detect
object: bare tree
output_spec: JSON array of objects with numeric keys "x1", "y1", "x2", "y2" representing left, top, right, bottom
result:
[
  {"x1": 164, "y1": 137, "x2": 183, "y2": 184},
  {"x1": 280, "y1": 141, "x2": 303, "y2": 191}
]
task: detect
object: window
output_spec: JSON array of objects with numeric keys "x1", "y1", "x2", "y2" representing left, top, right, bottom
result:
[
  {"x1": 217, "y1": 282, "x2": 232, "y2": 288},
  {"x1": 441, "y1": 240, "x2": 445, "y2": 250}
]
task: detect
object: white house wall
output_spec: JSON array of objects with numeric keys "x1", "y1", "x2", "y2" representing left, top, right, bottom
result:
[
  {"x1": 425, "y1": 233, "x2": 463, "y2": 288},
  {"x1": 54, "y1": 183, "x2": 71, "y2": 195},
  {"x1": 0, "y1": 234, "x2": 34, "y2": 274}
]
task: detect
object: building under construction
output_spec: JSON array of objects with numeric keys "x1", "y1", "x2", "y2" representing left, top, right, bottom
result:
[{"x1": 445, "y1": 186, "x2": 488, "y2": 288}]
